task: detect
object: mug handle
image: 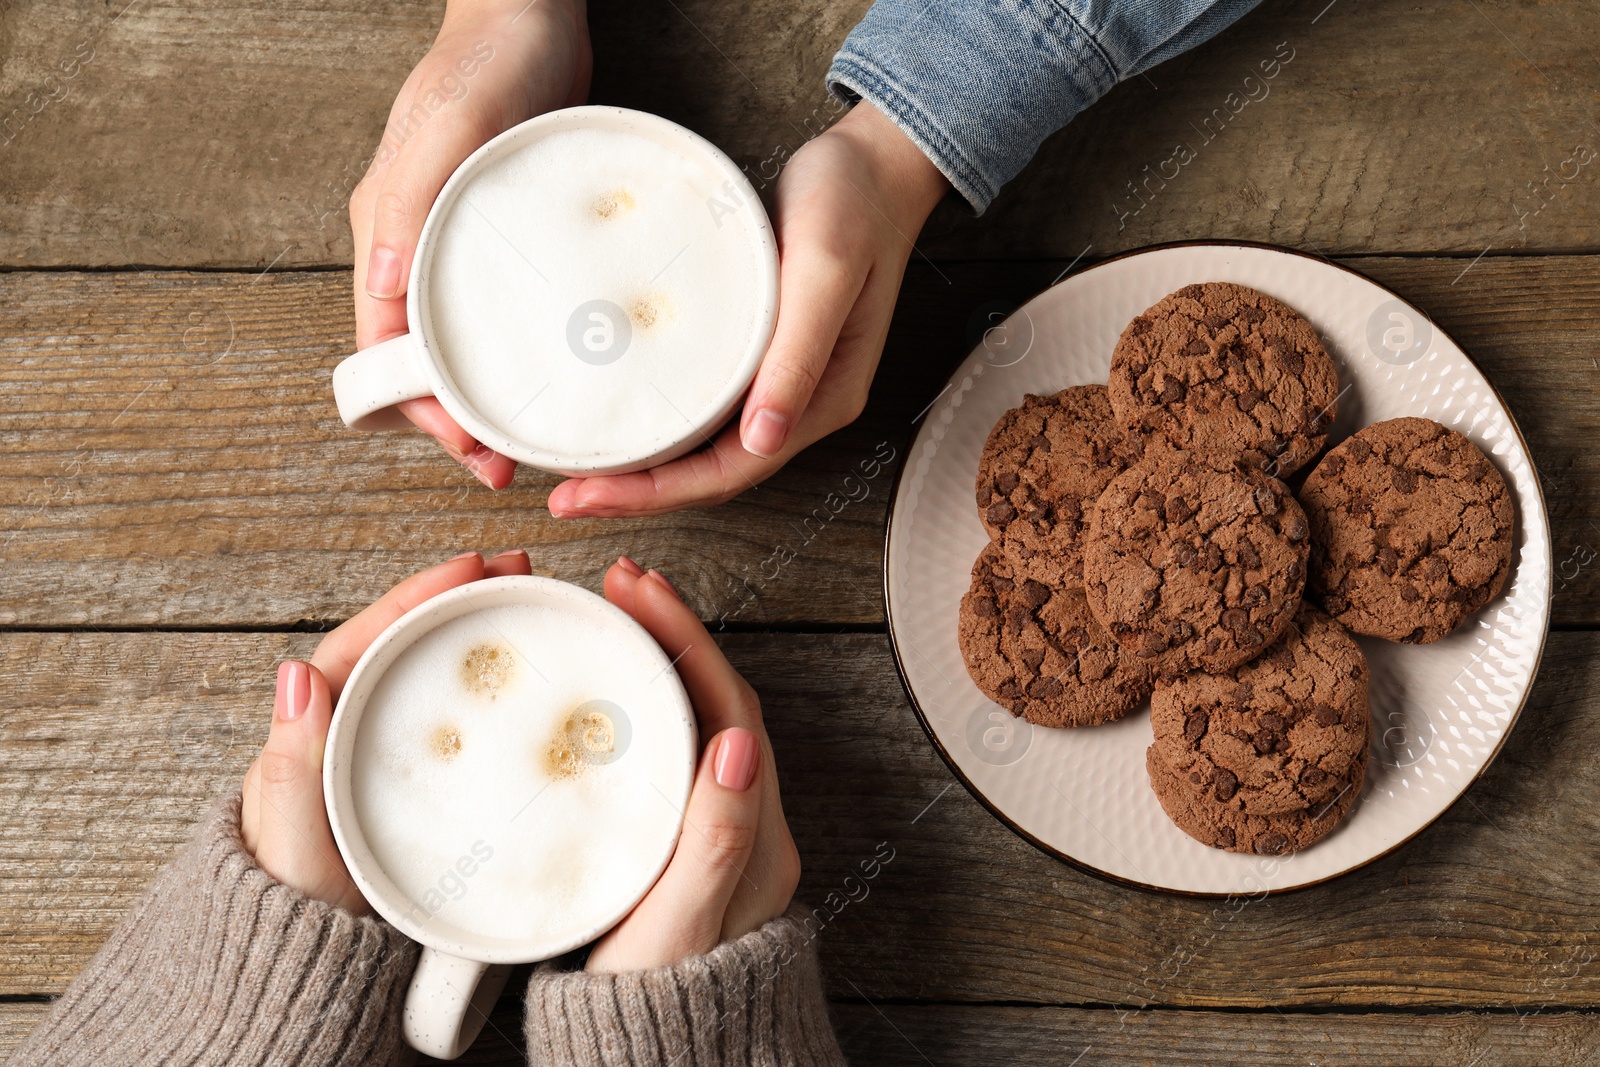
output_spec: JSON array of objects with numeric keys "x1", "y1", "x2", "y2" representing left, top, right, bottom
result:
[
  {"x1": 332, "y1": 334, "x2": 435, "y2": 431},
  {"x1": 402, "y1": 947, "x2": 513, "y2": 1060}
]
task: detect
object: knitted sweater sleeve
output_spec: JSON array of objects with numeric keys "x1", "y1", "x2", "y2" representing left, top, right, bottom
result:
[
  {"x1": 7, "y1": 793, "x2": 418, "y2": 1067},
  {"x1": 522, "y1": 907, "x2": 849, "y2": 1066}
]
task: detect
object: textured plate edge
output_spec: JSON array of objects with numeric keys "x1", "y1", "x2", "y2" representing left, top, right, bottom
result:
[{"x1": 880, "y1": 238, "x2": 1555, "y2": 898}]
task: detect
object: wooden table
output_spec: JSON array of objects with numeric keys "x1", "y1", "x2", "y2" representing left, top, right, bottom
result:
[{"x1": 3, "y1": 0, "x2": 1599, "y2": 1062}]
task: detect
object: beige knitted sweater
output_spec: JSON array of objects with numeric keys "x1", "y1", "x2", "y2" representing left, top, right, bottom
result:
[{"x1": 11, "y1": 795, "x2": 847, "y2": 1066}]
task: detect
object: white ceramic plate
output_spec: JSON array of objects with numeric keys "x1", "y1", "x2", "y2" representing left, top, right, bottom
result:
[{"x1": 884, "y1": 243, "x2": 1552, "y2": 895}]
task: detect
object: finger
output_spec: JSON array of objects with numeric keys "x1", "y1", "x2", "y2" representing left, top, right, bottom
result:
[
  {"x1": 482, "y1": 548, "x2": 532, "y2": 578},
  {"x1": 395, "y1": 397, "x2": 517, "y2": 491},
  {"x1": 738, "y1": 235, "x2": 867, "y2": 458},
  {"x1": 312, "y1": 551, "x2": 487, "y2": 694},
  {"x1": 603, "y1": 556, "x2": 646, "y2": 616},
  {"x1": 252, "y1": 662, "x2": 367, "y2": 913},
  {"x1": 628, "y1": 571, "x2": 764, "y2": 739},
  {"x1": 547, "y1": 424, "x2": 779, "y2": 518},
  {"x1": 588, "y1": 727, "x2": 762, "y2": 972}
]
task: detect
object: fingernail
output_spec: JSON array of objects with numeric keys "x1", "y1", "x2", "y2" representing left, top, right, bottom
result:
[
  {"x1": 617, "y1": 556, "x2": 645, "y2": 577},
  {"x1": 743, "y1": 408, "x2": 789, "y2": 459},
  {"x1": 647, "y1": 569, "x2": 681, "y2": 600},
  {"x1": 366, "y1": 246, "x2": 404, "y2": 299},
  {"x1": 464, "y1": 444, "x2": 500, "y2": 490},
  {"x1": 492, "y1": 548, "x2": 526, "y2": 561},
  {"x1": 450, "y1": 551, "x2": 479, "y2": 561},
  {"x1": 276, "y1": 661, "x2": 310, "y2": 721},
  {"x1": 714, "y1": 728, "x2": 759, "y2": 791}
]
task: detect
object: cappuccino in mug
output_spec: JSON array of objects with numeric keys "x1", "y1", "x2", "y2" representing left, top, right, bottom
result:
[
  {"x1": 334, "y1": 107, "x2": 780, "y2": 476},
  {"x1": 324, "y1": 576, "x2": 696, "y2": 1057}
]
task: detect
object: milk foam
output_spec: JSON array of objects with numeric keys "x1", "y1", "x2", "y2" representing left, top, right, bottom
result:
[
  {"x1": 426, "y1": 125, "x2": 768, "y2": 464},
  {"x1": 350, "y1": 600, "x2": 691, "y2": 945}
]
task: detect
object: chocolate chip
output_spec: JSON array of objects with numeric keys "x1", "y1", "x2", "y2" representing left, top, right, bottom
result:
[
  {"x1": 1321, "y1": 453, "x2": 1345, "y2": 476},
  {"x1": 1237, "y1": 542, "x2": 1261, "y2": 569},
  {"x1": 1302, "y1": 766, "x2": 1327, "y2": 786},
  {"x1": 986, "y1": 501, "x2": 1016, "y2": 525},
  {"x1": 1314, "y1": 704, "x2": 1339, "y2": 727},
  {"x1": 1030, "y1": 434, "x2": 1051, "y2": 452},
  {"x1": 1281, "y1": 347, "x2": 1304, "y2": 375},
  {"x1": 1324, "y1": 594, "x2": 1349, "y2": 614},
  {"x1": 1185, "y1": 340, "x2": 1209, "y2": 356},
  {"x1": 1222, "y1": 608, "x2": 1248, "y2": 631},
  {"x1": 1185, "y1": 712, "x2": 1208, "y2": 742},
  {"x1": 1243, "y1": 585, "x2": 1269, "y2": 607},
  {"x1": 1400, "y1": 585, "x2": 1421, "y2": 602},
  {"x1": 1237, "y1": 389, "x2": 1263, "y2": 412},
  {"x1": 1027, "y1": 677, "x2": 1062, "y2": 698},
  {"x1": 1137, "y1": 490, "x2": 1166, "y2": 512},
  {"x1": 1140, "y1": 632, "x2": 1169, "y2": 656},
  {"x1": 1165, "y1": 496, "x2": 1195, "y2": 523},
  {"x1": 1204, "y1": 313, "x2": 1230, "y2": 330},
  {"x1": 1254, "y1": 485, "x2": 1280, "y2": 515},
  {"x1": 997, "y1": 680, "x2": 1021, "y2": 698},
  {"x1": 1346, "y1": 438, "x2": 1372, "y2": 461},
  {"x1": 1286, "y1": 561, "x2": 1303, "y2": 580},
  {"x1": 1242, "y1": 626, "x2": 1265, "y2": 648},
  {"x1": 1166, "y1": 620, "x2": 1194, "y2": 644},
  {"x1": 1021, "y1": 580, "x2": 1051, "y2": 609},
  {"x1": 1260, "y1": 712, "x2": 1286, "y2": 733},
  {"x1": 1285, "y1": 514, "x2": 1309, "y2": 542},
  {"x1": 1019, "y1": 647, "x2": 1045, "y2": 671},
  {"x1": 996, "y1": 471, "x2": 1019, "y2": 494},
  {"x1": 1173, "y1": 542, "x2": 1198, "y2": 567},
  {"x1": 1022, "y1": 502, "x2": 1051, "y2": 523},
  {"x1": 1214, "y1": 769, "x2": 1239, "y2": 801},
  {"x1": 1391, "y1": 467, "x2": 1418, "y2": 494},
  {"x1": 973, "y1": 596, "x2": 998, "y2": 618},
  {"x1": 1377, "y1": 547, "x2": 1399, "y2": 576},
  {"x1": 1257, "y1": 832, "x2": 1291, "y2": 855},
  {"x1": 1217, "y1": 826, "x2": 1236, "y2": 848},
  {"x1": 1203, "y1": 544, "x2": 1223, "y2": 571},
  {"x1": 1237, "y1": 306, "x2": 1265, "y2": 323},
  {"x1": 1233, "y1": 682, "x2": 1254, "y2": 704}
]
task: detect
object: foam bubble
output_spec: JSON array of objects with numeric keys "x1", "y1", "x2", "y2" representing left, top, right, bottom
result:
[{"x1": 460, "y1": 641, "x2": 514, "y2": 698}]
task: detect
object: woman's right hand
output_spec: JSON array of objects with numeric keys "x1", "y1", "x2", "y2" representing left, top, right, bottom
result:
[
  {"x1": 349, "y1": 0, "x2": 591, "y2": 490},
  {"x1": 584, "y1": 559, "x2": 803, "y2": 971}
]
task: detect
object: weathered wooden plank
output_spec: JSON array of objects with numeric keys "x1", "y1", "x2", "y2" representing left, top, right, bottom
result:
[
  {"x1": 2, "y1": 631, "x2": 1597, "y2": 1008},
  {"x1": 5, "y1": 1000, "x2": 1600, "y2": 1065},
  {"x1": 3, "y1": 0, "x2": 1598, "y2": 267},
  {"x1": 2, "y1": 255, "x2": 1597, "y2": 628}
]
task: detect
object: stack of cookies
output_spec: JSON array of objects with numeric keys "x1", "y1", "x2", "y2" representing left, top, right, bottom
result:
[{"x1": 959, "y1": 282, "x2": 1515, "y2": 856}]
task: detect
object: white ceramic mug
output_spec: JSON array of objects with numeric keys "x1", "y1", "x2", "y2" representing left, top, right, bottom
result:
[
  {"x1": 331, "y1": 105, "x2": 780, "y2": 477},
  {"x1": 322, "y1": 575, "x2": 697, "y2": 1059}
]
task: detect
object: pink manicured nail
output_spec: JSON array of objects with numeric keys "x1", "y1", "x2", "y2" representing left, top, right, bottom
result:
[
  {"x1": 366, "y1": 246, "x2": 403, "y2": 299},
  {"x1": 492, "y1": 549, "x2": 526, "y2": 560},
  {"x1": 617, "y1": 556, "x2": 645, "y2": 577},
  {"x1": 647, "y1": 569, "x2": 681, "y2": 600},
  {"x1": 276, "y1": 661, "x2": 310, "y2": 721},
  {"x1": 743, "y1": 408, "x2": 789, "y2": 458},
  {"x1": 450, "y1": 551, "x2": 479, "y2": 561},
  {"x1": 714, "y1": 729, "x2": 759, "y2": 791}
]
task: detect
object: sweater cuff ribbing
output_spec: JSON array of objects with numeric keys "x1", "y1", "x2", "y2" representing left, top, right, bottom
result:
[
  {"x1": 12, "y1": 793, "x2": 418, "y2": 1067},
  {"x1": 523, "y1": 907, "x2": 847, "y2": 1066}
]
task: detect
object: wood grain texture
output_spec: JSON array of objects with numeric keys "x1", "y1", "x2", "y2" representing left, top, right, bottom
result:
[
  {"x1": 3, "y1": 0, "x2": 1599, "y2": 267},
  {"x1": 3, "y1": 631, "x2": 1597, "y2": 1008},
  {"x1": 2, "y1": 255, "x2": 1597, "y2": 628},
  {"x1": 7, "y1": 1000, "x2": 1600, "y2": 1065}
]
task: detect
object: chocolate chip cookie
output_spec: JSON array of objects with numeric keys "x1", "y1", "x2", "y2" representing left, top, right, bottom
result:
[
  {"x1": 959, "y1": 542, "x2": 1154, "y2": 728},
  {"x1": 976, "y1": 386, "x2": 1144, "y2": 587},
  {"x1": 1298, "y1": 417, "x2": 1514, "y2": 643},
  {"x1": 1146, "y1": 743, "x2": 1366, "y2": 855},
  {"x1": 1082, "y1": 455, "x2": 1311, "y2": 676},
  {"x1": 1150, "y1": 604, "x2": 1371, "y2": 815},
  {"x1": 1107, "y1": 282, "x2": 1339, "y2": 477}
]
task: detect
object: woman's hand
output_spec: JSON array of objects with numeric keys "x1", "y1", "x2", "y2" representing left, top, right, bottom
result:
[
  {"x1": 350, "y1": 0, "x2": 591, "y2": 491},
  {"x1": 546, "y1": 101, "x2": 948, "y2": 518},
  {"x1": 585, "y1": 558, "x2": 802, "y2": 970},
  {"x1": 240, "y1": 549, "x2": 535, "y2": 912}
]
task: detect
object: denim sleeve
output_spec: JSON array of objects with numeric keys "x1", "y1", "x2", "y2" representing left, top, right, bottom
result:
[{"x1": 827, "y1": 0, "x2": 1265, "y2": 212}]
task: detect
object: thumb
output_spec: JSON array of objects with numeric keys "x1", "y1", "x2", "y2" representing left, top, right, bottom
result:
[
  {"x1": 251, "y1": 661, "x2": 366, "y2": 913},
  {"x1": 586, "y1": 727, "x2": 762, "y2": 971},
  {"x1": 738, "y1": 236, "x2": 865, "y2": 459}
]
